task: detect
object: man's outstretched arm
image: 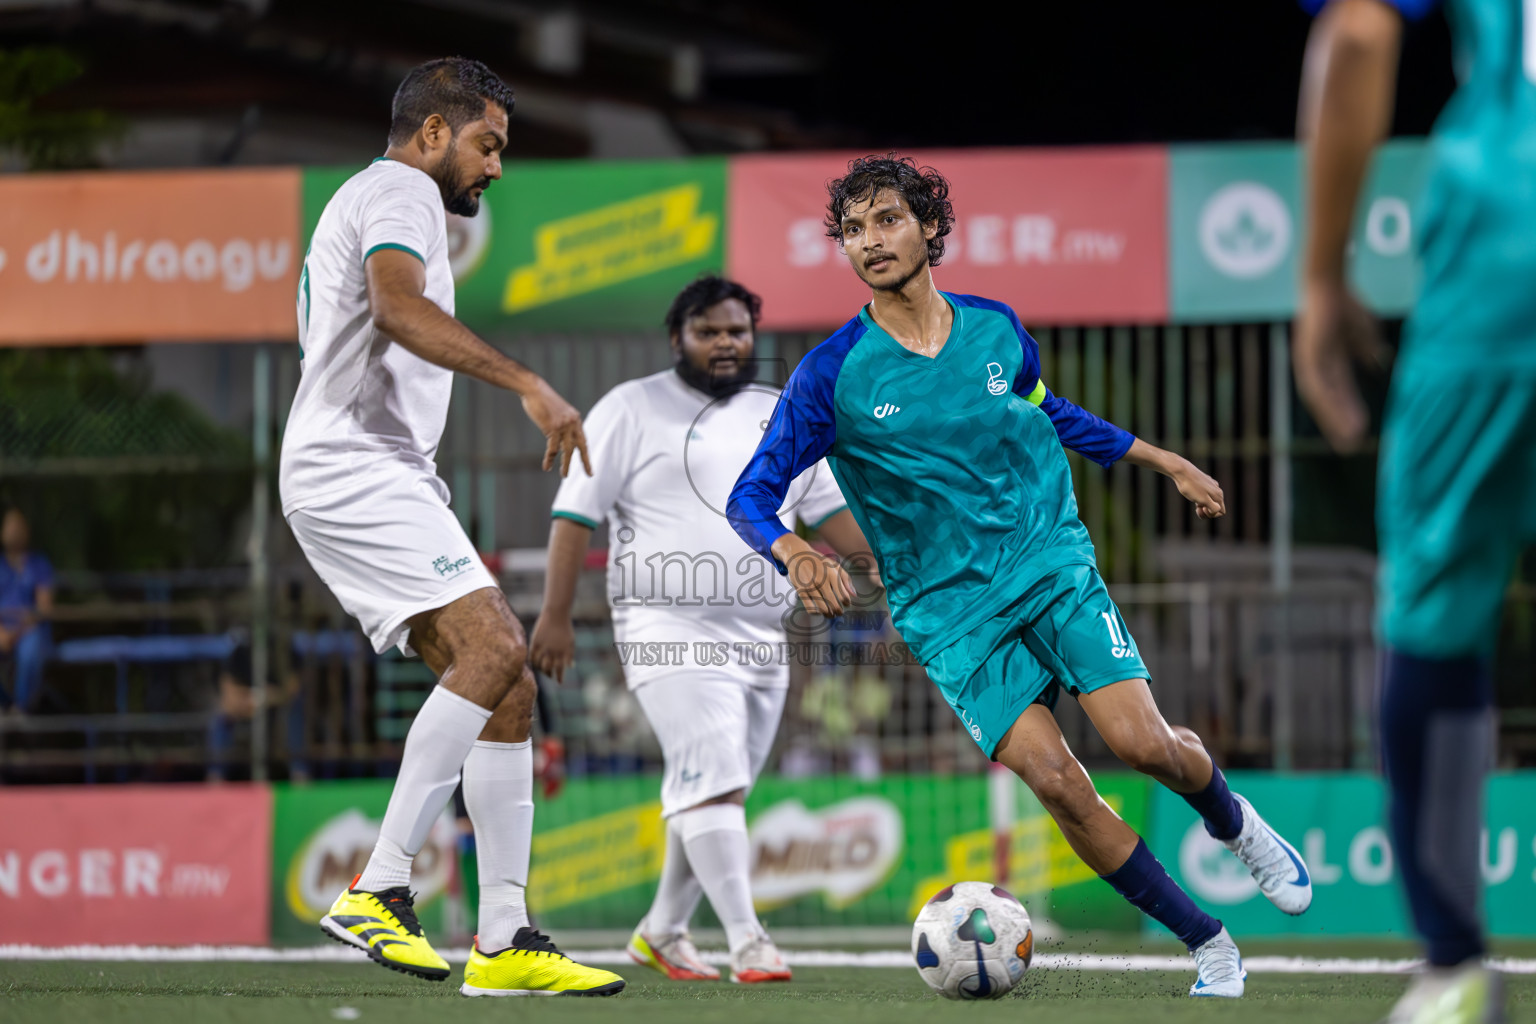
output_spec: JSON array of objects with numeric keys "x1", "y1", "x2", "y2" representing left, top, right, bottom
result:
[
  {"x1": 1294, "y1": 0, "x2": 1403, "y2": 453},
  {"x1": 366, "y1": 248, "x2": 591, "y2": 476},
  {"x1": 1120, "y1": 439, "x2": 1225, "y2": 520}
]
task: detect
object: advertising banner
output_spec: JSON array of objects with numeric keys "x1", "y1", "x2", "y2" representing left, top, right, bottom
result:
[
  {"x1": 523, "y1": 773, "x2": 1148, "y2": 931},
  {"x1": 0, "y1": 169, "x2": 301, "y2": 344},
  {"x1": 0, "y1": 785, "x2": 271, "y2": 945},
  {"x1": 269, "y1": 781, "x2": 460, "y2": 945},
  {"x1": 1168, "y1": 140, "x2": 1428, "y2": 322},
  {"x1": 302, "y1": 158, "x2": 728, "y2": 335},
  {"x1": 727, "y1": 148, "x2": 1168, "y2": 331},
  {"x1": 1145, "y1": 771, "x2": 1536, "y2": 938}
]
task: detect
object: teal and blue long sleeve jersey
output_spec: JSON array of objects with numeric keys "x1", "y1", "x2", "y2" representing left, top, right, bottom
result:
[
  {"x1": 727, "y1": 292, "x2": 1133, "y2": 662},
  {"x1": 1305, "y1": 0, "x2": 1536, "y2": 370}
]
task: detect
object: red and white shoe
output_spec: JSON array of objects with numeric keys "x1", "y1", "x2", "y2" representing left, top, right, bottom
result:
[
  {"x1": 730, "y1": 935, "x2": 791, "y2": 984},
  {"x1": 626, "y1": 926, "x2": 720, "y2": 981}
]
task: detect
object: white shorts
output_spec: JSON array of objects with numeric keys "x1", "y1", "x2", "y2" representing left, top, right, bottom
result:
[
  {"x1": 286, "y1": 472, "x2": 499, "y2": 656},
  {"x1": 634, "y1": 674, "x2": 787, "y2": 818}
]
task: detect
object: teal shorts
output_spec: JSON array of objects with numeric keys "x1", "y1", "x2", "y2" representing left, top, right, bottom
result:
[
  {"x1": 1377, "y1": 364, "x2": 1536, "y2": 657},
  {"x1": 925, "y1": 564, "x2": 1148, "y2": 758}
]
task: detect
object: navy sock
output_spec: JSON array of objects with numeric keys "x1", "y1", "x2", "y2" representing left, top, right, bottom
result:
[
  {"x1": 1380, "y1": 648, "x2": 1492, "y2": 967},
  {"x1": 1181, "y1": 758, "x2": 1243, "y2": 841},
  {"x1": 1100, "y1": 838, "x2": 1222, "y2": 951}
]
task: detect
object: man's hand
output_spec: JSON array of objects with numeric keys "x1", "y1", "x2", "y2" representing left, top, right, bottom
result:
[
  {"x1": 529, "y1": 614, "x2": 576, "y2": 682},
  {"x1": 772, "y1": 533, "x2": 855, "y2": 618},
  {"x1": 521, "y1": 379, "x2": 592, "y2": 477},
  {"x1": 1172, "y1": 462, "x2": 1226, "y2": 520},
  {"x1": 1293, "y1": 281, "x2": 1389, "y2": 453},
  {"x1": 0, "y1": 625, "x2": 13, "y2": 653}
]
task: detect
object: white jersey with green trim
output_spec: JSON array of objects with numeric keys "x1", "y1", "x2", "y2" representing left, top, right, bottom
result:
[
  {"x1": 551, "y1": 369, "x2": 848, "y2": 689},
  {"x1": 281, "y1": 158, "x2": 456, "y2": 515}
]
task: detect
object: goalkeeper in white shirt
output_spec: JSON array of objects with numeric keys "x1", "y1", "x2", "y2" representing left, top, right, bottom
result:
[{"x1": 530, "y1": 275, "x2": 874, "y2": 984}]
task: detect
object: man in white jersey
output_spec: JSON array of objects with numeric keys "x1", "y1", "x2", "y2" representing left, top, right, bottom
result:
[
  {"x1": 280, "y1": 56, "x2": 623, "y2": 998},
  {"x1": 529, "y1": 275, "x2": 873, "y2": 984}
]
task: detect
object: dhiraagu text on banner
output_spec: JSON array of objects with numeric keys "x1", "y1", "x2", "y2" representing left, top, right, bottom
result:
[
  {"x1": 1145, "y1": 772, "x2": 1536, "y2": 938},
  {"x1": 301, "y1": 158, "x2": 726, "y2": 334}
]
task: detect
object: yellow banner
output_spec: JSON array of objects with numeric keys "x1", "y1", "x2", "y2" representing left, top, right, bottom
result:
[
  {"x1": 528, "y1": 801, "x2": 665, "y2": 911},
  {"x1": 908, "y1": 795, "x2": 1124, "y2": 917},
  {"x1": 503, "y1": 184, "x2": 717, "y2": 313}
]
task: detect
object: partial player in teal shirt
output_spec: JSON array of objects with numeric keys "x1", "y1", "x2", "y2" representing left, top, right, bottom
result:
[
  {"x1": 729, "y1": 155, "x2": 1314, "y2": 997},
  {"x1": 1295, "y1": 0, "x2": 1536, "y2": 1016}
]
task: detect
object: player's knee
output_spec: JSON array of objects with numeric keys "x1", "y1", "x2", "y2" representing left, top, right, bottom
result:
[
  {"x1": 1025, "y1": 763, "x2": 1092, "y2": 819},
  {"x1": 1114, "y1": 732, "x2": 1181, "y2": 779},
  {"x1": 477, "y1": 630, "x2": 528, "y2": 682}
]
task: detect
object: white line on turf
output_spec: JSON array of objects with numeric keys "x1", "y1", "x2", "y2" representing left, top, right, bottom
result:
[{"x1": 3, "y1": 945, "x2": 1536, "y2": 974}]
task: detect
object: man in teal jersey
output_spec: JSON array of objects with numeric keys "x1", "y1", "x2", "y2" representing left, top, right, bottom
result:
[
  {"x1": 1294, "y1": 0, "x2": 1536, "y2": 1019},
  {"x1": 728, "y1": 155, "x2": 1313, "y2": 998}
]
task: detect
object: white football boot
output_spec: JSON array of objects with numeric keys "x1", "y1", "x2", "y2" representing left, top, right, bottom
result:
[
  {"x1": 626, "y1": 926, "x2": 720, "y2": 981},
  {"x1": 1224, "y1": 794, "x2": 1313, "y2": 915},
  {"x1": 729, "y1": 934, "x2": 791, "y2": 984},
  {"x1": 1385, "y1": 963, "x2": 1505, "y2": 1024},
  {"x1": 1189, "y1": 927, "x2": 1245, "y2": 998}
]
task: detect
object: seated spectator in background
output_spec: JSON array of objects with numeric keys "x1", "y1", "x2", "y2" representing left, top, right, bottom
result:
[{"x1": 0, "y1": 508, "x2": 53, "y2": 715}]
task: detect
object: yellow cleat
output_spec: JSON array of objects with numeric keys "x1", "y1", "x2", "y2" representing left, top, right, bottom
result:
[
  {"x1": 319, "y1": 875, "x2": 450, "y2": 981},
  {"x1": 461, "y1": 927, "x2": 626, "y2": 997}
]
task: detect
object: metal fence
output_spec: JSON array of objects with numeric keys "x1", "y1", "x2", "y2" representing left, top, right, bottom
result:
[{"x1": 4, "y1": 323, "x2": 1533, "y2": 785}]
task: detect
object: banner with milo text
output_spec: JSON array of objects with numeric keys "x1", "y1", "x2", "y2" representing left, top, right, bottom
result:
[
  {"x1": 524, "y1": 772, "x2": 1149, "y2": 932},
  {"x1": 302, "y1": 158, "x2": 727, "y2": 335},
  {"x1": 1145, "y1": 771, "x2": 1536, "y2": 938},
  {"x1": 269, "y1": 781, "x2": 461, "y2": 946}
]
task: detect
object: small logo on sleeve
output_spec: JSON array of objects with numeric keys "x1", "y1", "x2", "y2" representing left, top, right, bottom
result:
[
  {"x1": 985, "y1": 362, "x2": 1008, "y2": 395},
  {"x1": 433, "y1": 555, "x2": 475, "y2": 578},
  {"x1": 873, "y1": 403, "x2": 901, "y2": 419},
  {"x1": 1103, "y1": 612, "x2": 1136, "y2": 659}
]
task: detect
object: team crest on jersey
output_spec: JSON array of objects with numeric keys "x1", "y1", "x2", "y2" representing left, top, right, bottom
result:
[{"x1": 985, "y1": 362, "x2": 1008, "y2": 395}]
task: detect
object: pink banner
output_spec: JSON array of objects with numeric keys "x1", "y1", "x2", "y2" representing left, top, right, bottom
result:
[
  {"x1": 0, "y1": 785, "x2": 272, "y2": 945},
  {"x1": 727, "y1": 148, "x2": 1168, "y2": 330}
]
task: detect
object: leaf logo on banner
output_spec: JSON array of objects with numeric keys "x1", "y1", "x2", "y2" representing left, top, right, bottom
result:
[{"x1": 502, "y1": 184, "x2": 717, "y2": 313}]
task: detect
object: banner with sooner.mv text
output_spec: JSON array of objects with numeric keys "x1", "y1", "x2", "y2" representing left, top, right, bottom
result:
[
  {"x1": 0, "y1": 169, "x2": 301, "y2": 345},
  {"x1": 727, "y1": 149, "x2": 1169, "y2": 330},
  {"x1": 0, "y1": 785, "x2": 272, "y2": 945}
]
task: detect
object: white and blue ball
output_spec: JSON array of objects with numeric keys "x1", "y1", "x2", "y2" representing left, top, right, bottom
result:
[{"x1": 911, "y1": 880, "x2": 1034, "y2": 1000}]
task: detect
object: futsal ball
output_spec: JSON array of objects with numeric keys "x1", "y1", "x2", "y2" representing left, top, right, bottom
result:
[{"x1": 911, "y1": 881, "x2": 1034, "y2": 999}]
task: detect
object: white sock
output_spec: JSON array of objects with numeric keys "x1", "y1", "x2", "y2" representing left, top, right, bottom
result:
[
  {"x1": 462, "y1": 739, "x2": 534, "y2": 951},
  {"x1": 356, "y1": 686, "x2": 491, "y2": 893},
  {"x1": 645, "y1": 816, "x2": 703, "y2": 936},
  {"x1": 677, "y1": 803, "x2": 760, "y2": 955}
]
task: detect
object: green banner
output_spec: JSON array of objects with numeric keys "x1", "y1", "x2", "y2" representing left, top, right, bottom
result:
[
  {"x1": 522, "y1": 772, "x2": 1148, "y2": 932},
  {"x1": 1144, "y1": 771, "x2": 1536, "y2": 938},
  {"x1": 302, "y1": 158, "x2": 727, "y2": 334},
  {"x1": 1169, "y1": 140, "x2": 1427, "y2": 322},
  {"x1": 269, "y1": 781, "x2": 462, "y2": 946}
]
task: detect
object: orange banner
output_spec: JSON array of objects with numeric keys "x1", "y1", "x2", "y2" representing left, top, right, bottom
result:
[{"x1": 0, "y1": 169, "x2": 300, "y2": 344}]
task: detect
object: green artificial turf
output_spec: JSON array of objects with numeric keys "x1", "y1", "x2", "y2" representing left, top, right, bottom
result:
[{"x1": 4, "y1": 960, "x2": 1536, "y2": 1024}]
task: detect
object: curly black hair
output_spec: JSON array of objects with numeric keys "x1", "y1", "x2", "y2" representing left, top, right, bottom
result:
[
  {"x1": 388, "y1": 57, "x2": 516, "y2": 146},
  {"x1": 663, "y1": 273, "x2": 763, "y2": 339},
  {"x1": 824, "y1": 154, "x2": 955, "y2": 267}
]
